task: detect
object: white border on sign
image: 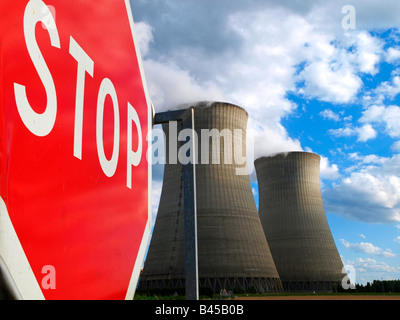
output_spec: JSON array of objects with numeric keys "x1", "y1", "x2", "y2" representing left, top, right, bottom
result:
[
  {"x1": 123, "y1": 0, "x2": 153, "y2": 300},
  {"x1": 0, "y1": 197, "x2": 45, "y2": 300}
]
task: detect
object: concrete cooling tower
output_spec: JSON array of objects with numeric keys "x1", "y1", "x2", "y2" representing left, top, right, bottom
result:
[
  {"x1": 255, "y1": 152, "x2": 344, "y2": 292},
  {"x1": 139, "y1": 102, "x2": 282, "y2": 293}
]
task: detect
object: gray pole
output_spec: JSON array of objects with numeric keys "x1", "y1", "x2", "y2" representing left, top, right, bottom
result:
[
  {"x1": 154, "y1": 109, "x2": 199, "y2": 300},
  {"x1": 181, "y1": 108, "x2": 199, "y2": 300}
]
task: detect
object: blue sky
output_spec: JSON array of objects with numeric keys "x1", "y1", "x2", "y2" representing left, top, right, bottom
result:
[{"x1": 131, "y1": 0, "x2": 400, "y2": 285}]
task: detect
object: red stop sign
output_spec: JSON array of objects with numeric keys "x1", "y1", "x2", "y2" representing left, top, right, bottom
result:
[{"x1": 0, "y1": 0, "x2": 152, "y2": 299}]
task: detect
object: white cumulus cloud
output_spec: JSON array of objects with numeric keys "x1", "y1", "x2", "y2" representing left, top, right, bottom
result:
[
  {"x1": 360, "y1": 105, "x2": 400, "y2": 138},
  {"x1": 340, "y1": 239, "x2": 396, "y2": 258},
  {"x1": 323, "y1": 154, "x2": 400, "y2": 223},
  {"x1": 328, "y1": 124, "x2": 377, "y2": 142}
]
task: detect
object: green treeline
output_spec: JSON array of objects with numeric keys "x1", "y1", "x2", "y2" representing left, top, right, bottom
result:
[{"x1": 338, "y1": 280, "x2": 400, "y2": 293}]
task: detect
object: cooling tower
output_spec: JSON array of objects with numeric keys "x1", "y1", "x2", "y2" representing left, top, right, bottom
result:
[
  {"x1": 255, "y1": 152, "x2": 344, "y2": 292},
  {"x1": 140, "y1": 102, "x2": 282, "y2": 293}
]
